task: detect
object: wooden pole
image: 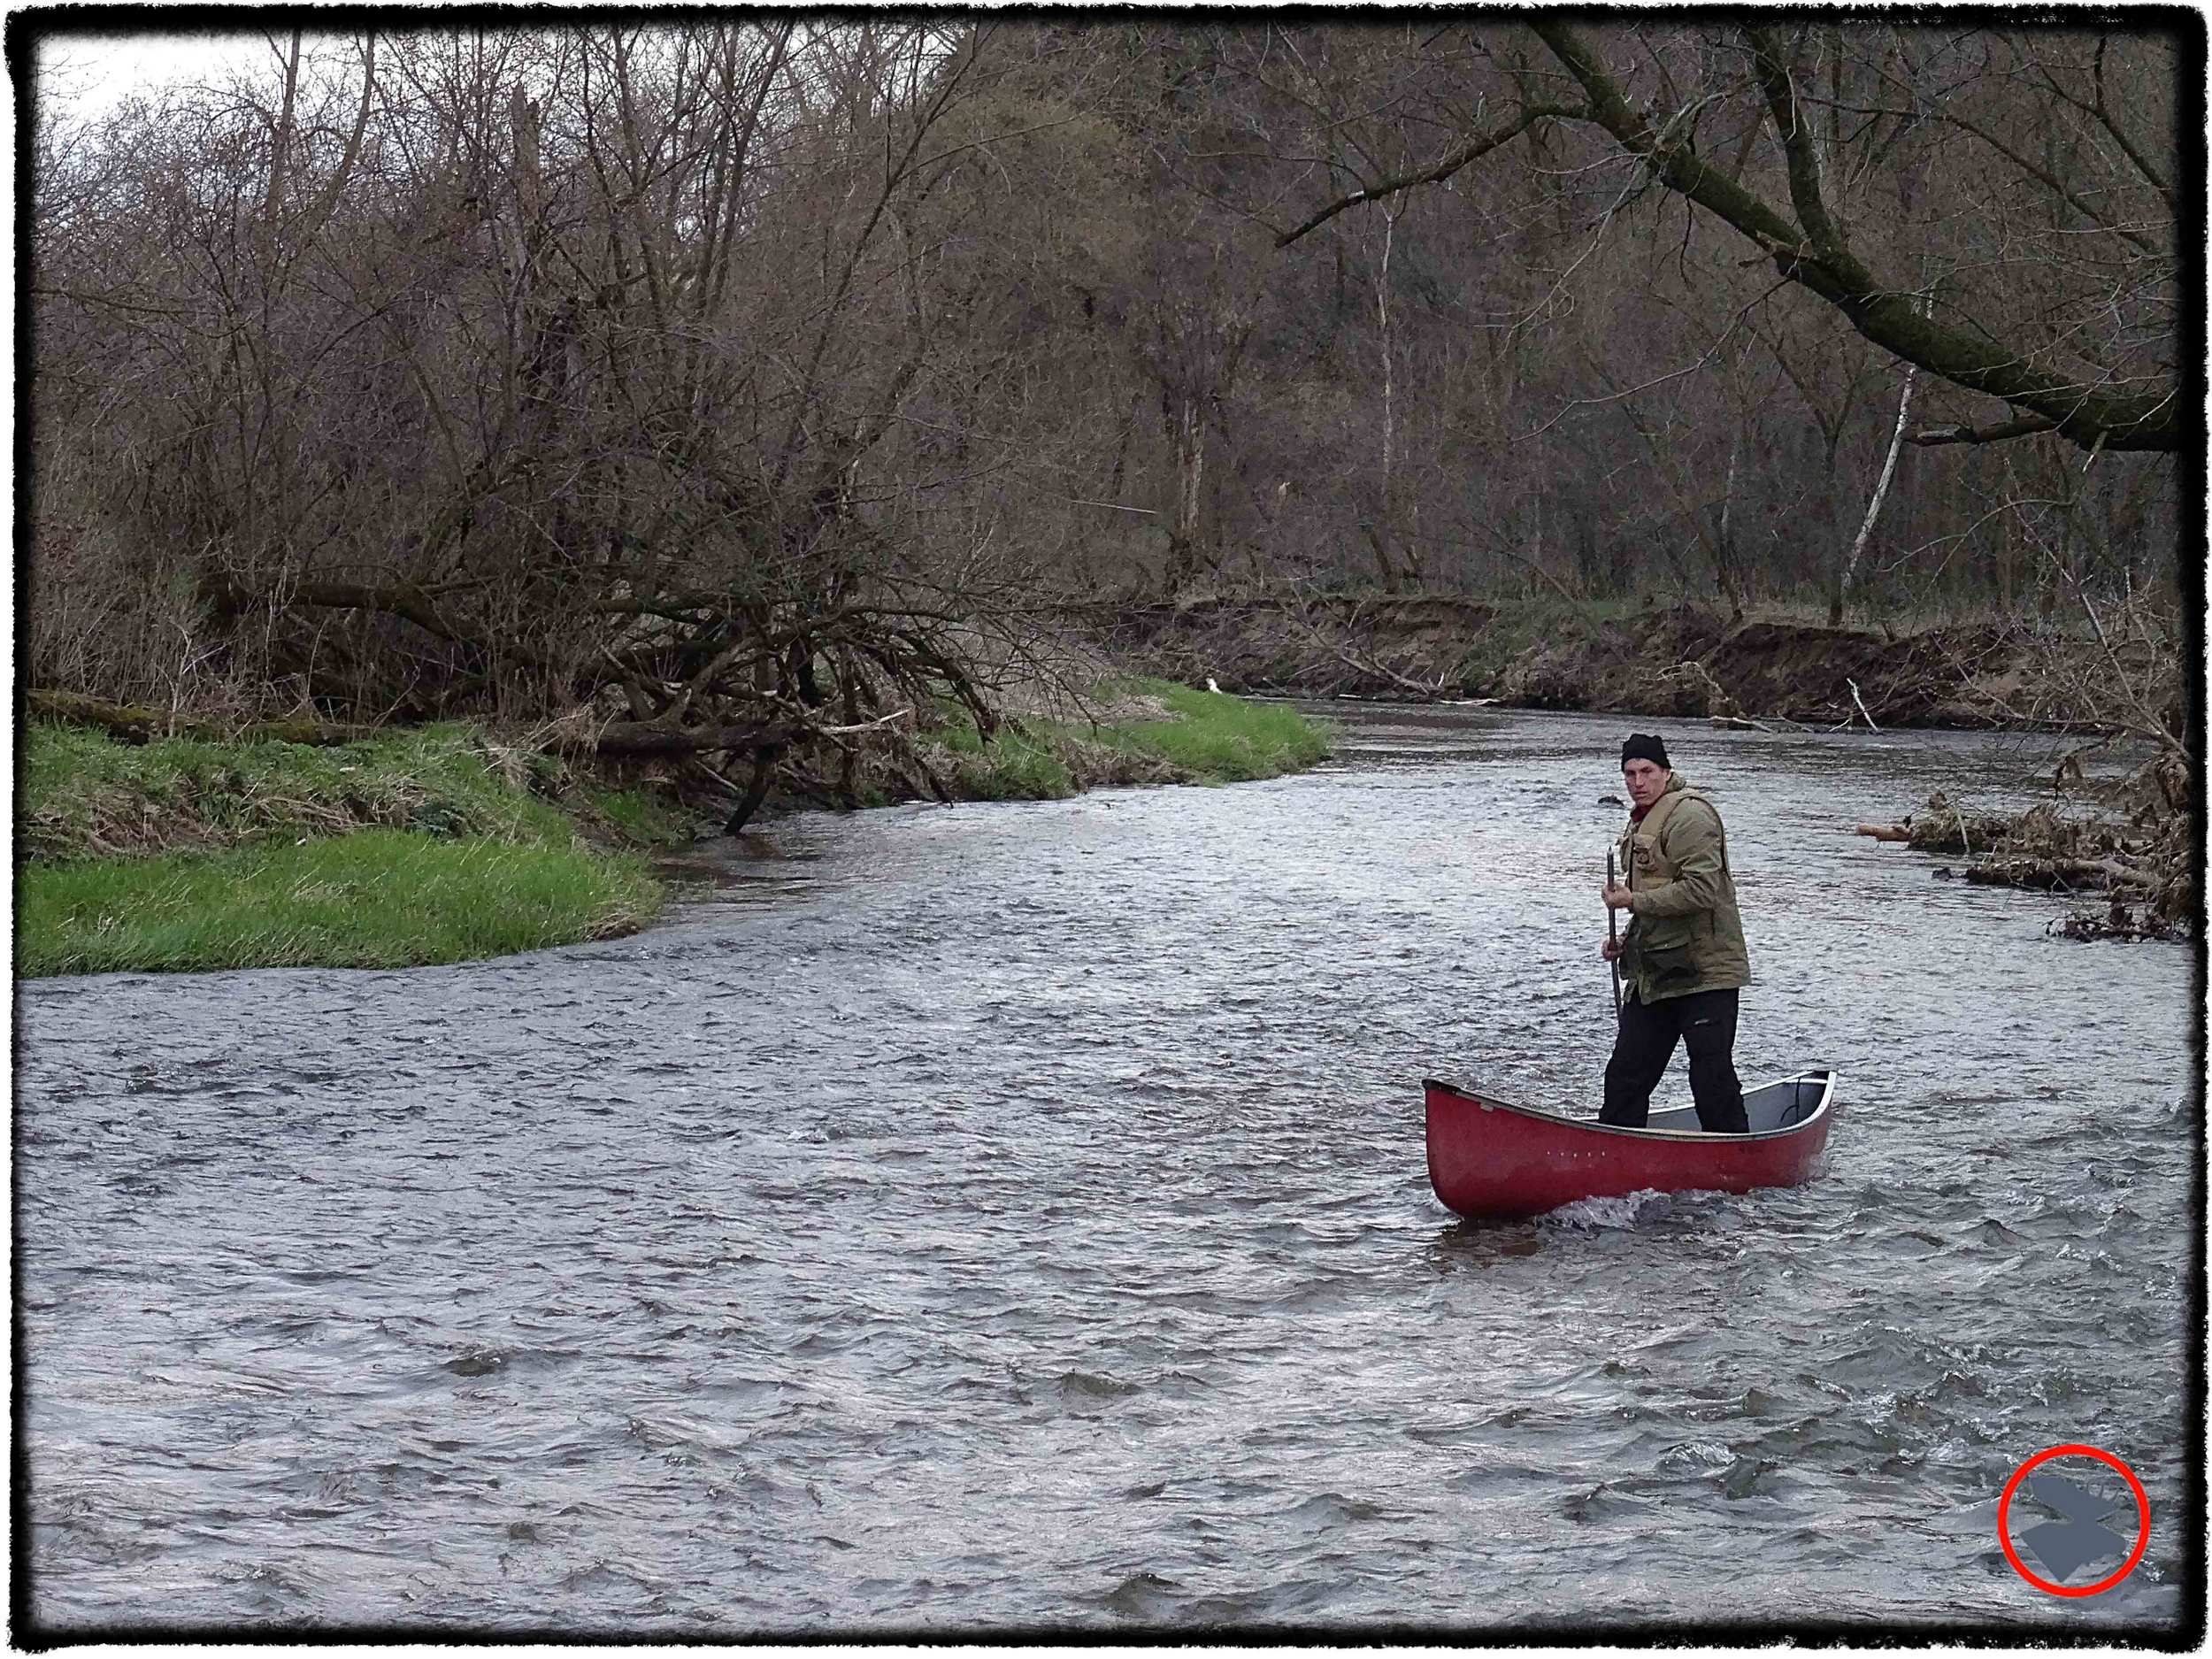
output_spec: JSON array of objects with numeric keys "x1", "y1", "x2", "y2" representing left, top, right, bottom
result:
[{"x1": 1606, "y1": 845, "x2": 1623, "y2": 1018}]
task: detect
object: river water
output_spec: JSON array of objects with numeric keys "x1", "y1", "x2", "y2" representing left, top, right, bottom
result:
[{"x1": 16, "y1": 705, "x2": 2200, "y2": 1640}]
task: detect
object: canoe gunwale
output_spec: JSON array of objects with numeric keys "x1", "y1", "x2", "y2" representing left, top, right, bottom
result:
[{"x1": 1420, "y1": 1068, "x2": 1836, "y2": 1146}]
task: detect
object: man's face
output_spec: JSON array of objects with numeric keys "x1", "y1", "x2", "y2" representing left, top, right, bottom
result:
[{"x1": 1623, "y1": 758, "x2": 1669, "y2": 809}]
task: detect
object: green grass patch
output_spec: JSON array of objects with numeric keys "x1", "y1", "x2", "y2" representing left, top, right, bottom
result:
[
  {"x1": 584, "y1": 784, "x2": 695, "y2": 847},
  {"x1": 20, "y1": 721, "x2": 576, "y2": 861},
  {"x1": 1087, "y1": 680, "x2": 1333, "y2": 783},
  {"x1": 19, "y1": 721, "x2": 672, "y2": 978},
  {"x1": 19, "y1": 829, "x2": 660, "y2": 979},
  {"x1": 934, "y1": 718, "x2": 1079, "y2": 800},
  {"x1": 923, "y1": 679, "x2": 1330, "y2": 800}
]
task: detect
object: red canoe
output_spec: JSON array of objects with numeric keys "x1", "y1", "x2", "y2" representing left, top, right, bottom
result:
[{"x1": 1424, "y1": 1069, "x2": 1837, "y2": 1221}]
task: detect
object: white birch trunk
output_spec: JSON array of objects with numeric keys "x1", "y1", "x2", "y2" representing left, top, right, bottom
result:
[{"x1": 1840, "y1": 363, "x2": 1917, "y2": 611}]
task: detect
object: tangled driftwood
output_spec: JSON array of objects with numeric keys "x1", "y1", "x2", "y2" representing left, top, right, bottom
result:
[{"x1": 1854, "y1": 770, "x2": 2194, "y2": 939}]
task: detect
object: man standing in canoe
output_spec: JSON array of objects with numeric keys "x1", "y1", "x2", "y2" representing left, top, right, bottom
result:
[{"x1": 1597, "y1": 733, "x2": 1751, "y2": 1133}]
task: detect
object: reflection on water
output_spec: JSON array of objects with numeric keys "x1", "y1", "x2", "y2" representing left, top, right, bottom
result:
[{"x1": 17, "y1": 706, "x2": 2194, "y2": 1637}]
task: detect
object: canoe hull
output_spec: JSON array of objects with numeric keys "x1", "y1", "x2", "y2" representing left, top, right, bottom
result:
[{"x1": 1424, "y1": 1070, "x2": 1835, "y2": 1221}]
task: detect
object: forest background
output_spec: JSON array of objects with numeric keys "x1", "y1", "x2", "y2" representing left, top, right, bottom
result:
[{"x1": 19, "y1": 16, "x2": 2197, "y2": 794}]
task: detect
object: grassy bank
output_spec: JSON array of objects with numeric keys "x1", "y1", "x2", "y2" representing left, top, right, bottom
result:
[
  {"x1": 932, "y1": 678, "x2": 1332, "y2": 800},
  {"x1": 22, "y1": 830, "x2": 660, "y2": 978},
  {"x1": 1100, "y1": 681, "x2": 1333, "y2": 780},
  {"x1": 19, "y1": 683, "x2": 1333, "y2": 978},
  {"x1": 19, "y1": 723, "x2": 673, "y2": 979}
]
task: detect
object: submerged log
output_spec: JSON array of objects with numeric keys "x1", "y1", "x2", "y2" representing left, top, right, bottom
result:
[{"x1": 724, "y1": 747, "x2": 784, "y2": 835}]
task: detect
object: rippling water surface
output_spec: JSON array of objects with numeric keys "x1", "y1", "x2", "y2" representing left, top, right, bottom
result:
[{"x1": 18, "y1": 706, "x2": 2200, "y2": 1638}]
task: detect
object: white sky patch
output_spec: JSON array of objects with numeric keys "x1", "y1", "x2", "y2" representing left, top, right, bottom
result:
[{"x1": 35, "y1": 29, "x2": 283, "y2": 118}]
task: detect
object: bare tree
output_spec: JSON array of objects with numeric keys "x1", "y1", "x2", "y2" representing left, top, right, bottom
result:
[
  {"x1": 1278, "y1": 20, "x2": 2185, "y2": 455},
  {"x1": 24, "y1": 13, "x2": 2190, "y2": 735},
  {"x1": 27, "y1": 22, "x2": 1084, "y2": 812}
]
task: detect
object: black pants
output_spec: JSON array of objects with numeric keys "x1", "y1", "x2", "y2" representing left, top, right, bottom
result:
[{"x1": 1601, "y1": 987, "x2": 1747, "y2": 1133}]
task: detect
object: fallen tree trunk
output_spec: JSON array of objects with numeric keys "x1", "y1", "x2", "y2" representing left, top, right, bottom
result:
[
  {"x1": 26, "y1": 688, "x2": 380, "y2": 747},
  {"x1": 563, "y1": 718, "x2": 810, "y2": 758}
]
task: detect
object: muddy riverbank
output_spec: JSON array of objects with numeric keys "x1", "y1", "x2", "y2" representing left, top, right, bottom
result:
[
  {"x1": 1079, "y1": 597, "x2": 2199, "y2": 935},
  {"x1": 1081, "y1": 594, "x2": 2186, "y2": 737}
]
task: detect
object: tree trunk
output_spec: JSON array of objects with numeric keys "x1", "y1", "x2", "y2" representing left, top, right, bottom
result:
[
  {"x1": 1837, "y1": 362, "x2": 1918, "y2": 624},
  {"x1": 1717, "y1": 424, "x2": 1745, "y2": 622},
  {"x1": 724, "y1": 745, "x2": 783, "y2": 835},
  {"x1": 1164, "y1": 394, "x2": 1209, "y2": 589},
  {"x1": 27, "y1": 688, "x2": 379, "y2": 747},
  {"x1": 1374, "y1": 203, "x2": 1401, "y2": 591}
]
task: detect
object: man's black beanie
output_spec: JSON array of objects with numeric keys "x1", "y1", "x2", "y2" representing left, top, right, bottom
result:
[{"x1": 1621, "y1": 733, "x2": 1671, "y2": 769}]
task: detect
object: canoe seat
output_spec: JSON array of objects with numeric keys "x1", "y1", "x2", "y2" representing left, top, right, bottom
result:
[{"x1": 1769, "y1": 1087, "x2": 1815, "y2": 1129}]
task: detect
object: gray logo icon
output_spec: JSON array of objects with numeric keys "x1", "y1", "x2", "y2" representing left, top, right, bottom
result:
[{"x1": 2016, "y1": 1470, "x2": 2132, "y2": 1582}]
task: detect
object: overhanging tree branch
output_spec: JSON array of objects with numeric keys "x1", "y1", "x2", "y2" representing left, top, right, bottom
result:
[
  {"x1": 2088, "y1": 35, "x2": 2177, "y2": 208},
  {"x1": 1743, "y1": 26, "x2": 1847, "y2": 264},
  {"x1": 1526, "y1": 20, "x2": 2183, "y2": 454},
  {"x1": 1908, "y1": 414, "x2": 2060, "y2": 447},
  {"x1": 1273, "y1": 104, "x2": 1578, "y2": 246}
]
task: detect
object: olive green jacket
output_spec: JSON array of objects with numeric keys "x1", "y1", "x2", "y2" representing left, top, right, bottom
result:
[{"x1": 1615, "y1": 774, "x2": 1751, "y2": 1002}]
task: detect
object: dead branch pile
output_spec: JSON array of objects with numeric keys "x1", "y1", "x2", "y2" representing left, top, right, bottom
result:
[
  {"x1": 27, "y1": 27, "x2": 1116, "y2": 833},
  {"x1": 1855, "y1": 761, "x2": 2196, "y2": 938}
]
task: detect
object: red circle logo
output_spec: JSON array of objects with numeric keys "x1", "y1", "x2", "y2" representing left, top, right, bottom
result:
[{"x1": 1998, "y1": 1444, "x2": 2150, "y2": 1597}]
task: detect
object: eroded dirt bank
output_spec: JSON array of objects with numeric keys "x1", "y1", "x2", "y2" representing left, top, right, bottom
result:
[
  {"x1": 1081, "y1": 593, "x2": 2197, "y2": 935},
  {"x1": 1083, "y1": 594, "x2": 2183, "y2": 735}
]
